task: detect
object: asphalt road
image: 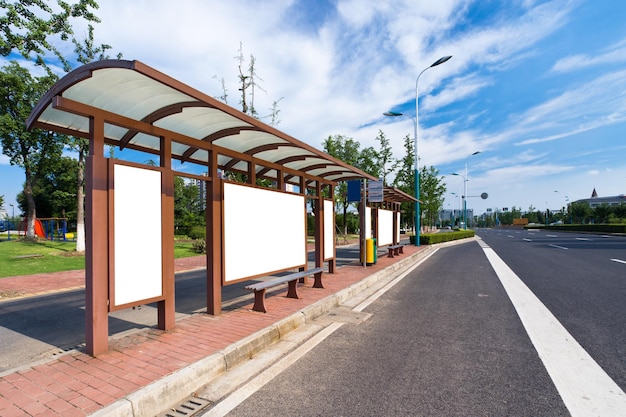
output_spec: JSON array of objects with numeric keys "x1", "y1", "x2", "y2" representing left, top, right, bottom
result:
[
  {"x1": 218, "y1": 240, "x2": 571, "y2": 416},
  {"x1": 476, "y1": 228, "x2": 626, "y2": 391},
  {"x1": 203, "y1": 230, "x2": 625, "y2": 416}
]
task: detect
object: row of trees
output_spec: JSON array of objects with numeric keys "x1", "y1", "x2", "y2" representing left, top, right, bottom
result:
[
  {"x1": 476, "y1": 202, "x2": 626, "y2": 227},
  {"x1": 323, "y1": 132, "x2": 446, "y2": 235},
  {"x1": 1, "y1": 1, "x2": 444, "y2": 248},
  {"x1": 0, "y1": 2, "x2": 276, "y2": 247}
]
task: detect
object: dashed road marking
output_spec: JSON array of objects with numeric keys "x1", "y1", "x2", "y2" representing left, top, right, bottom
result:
[
  {"x1": 549, "y1": 244, "x2": 568, "y2": 250},
  {"x1": 478, "y1": 238, "x2": 626, "y2": 417}
]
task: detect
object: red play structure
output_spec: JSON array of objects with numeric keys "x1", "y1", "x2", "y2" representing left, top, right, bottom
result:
[{"x1": 18, "y1": 217, "x2": 71, "y2": 240}]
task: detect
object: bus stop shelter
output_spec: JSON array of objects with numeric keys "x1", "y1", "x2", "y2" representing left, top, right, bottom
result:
[{"x1": 27, "y1": 59, "x2": 376, "y2": 355}]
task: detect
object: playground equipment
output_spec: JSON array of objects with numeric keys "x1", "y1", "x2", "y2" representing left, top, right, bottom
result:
[{"x1": 18, "y1": 217, "x2": 74, "y2": 241}]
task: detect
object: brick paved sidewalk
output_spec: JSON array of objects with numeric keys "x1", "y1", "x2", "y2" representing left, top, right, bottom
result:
[{"x1": 0, "y1": 245, "x2": 425, "y2": 416}]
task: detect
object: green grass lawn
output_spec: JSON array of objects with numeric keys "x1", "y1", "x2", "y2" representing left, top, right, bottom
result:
[{"x1": 0, "y1": 238, "x2": 200, "y2": 278}]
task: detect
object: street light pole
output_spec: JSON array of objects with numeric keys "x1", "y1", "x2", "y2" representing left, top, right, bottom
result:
[
  {"x1": 450, "y1": 173, "x2": 465, "y2": 227},
  {"x1": 452, "y1": 151, "x2": 481, "y2": 230},
  {"x1": 463, "y1": 150, "x2": 481, "y2": 229},
  {"x1": 385, "y1": 55, "x2": 452, "y2": 246}
]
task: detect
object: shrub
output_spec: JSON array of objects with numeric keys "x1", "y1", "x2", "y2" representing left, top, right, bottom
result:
[
  {"x1": 410, "y1": 230, "x2": 475, "y2": 245},
  {"x1": 188, "y1": 225, "x2": 206, "y2": 240},
  {"x1": 192, "y1": 238, "x2": 207, "y2": 254}
]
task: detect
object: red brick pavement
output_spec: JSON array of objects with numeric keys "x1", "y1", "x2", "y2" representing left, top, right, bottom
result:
[{"x1": 0, "y1": 245, "x2": 424, "y2": 416}]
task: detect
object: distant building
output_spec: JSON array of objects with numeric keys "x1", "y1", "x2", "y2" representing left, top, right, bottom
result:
[
  {"x1": 571, "y1": 188, "x2": 626, "y2": 208},
  {"x1": 439, "y1": 208, "x2": 474, "y2": 226}
]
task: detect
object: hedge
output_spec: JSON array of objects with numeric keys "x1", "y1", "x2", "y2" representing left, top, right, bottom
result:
[{"x1": 409, "y1": 229, "x2": 475, "y2": 245}]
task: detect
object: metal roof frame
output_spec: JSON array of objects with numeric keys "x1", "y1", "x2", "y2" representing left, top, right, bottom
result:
[{"x1": 27, "y1": 59, "x2": 376, "y2": 185}]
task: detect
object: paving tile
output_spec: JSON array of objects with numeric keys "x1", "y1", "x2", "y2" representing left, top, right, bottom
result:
[{"x1": 0, "y1": 246, "x2": 426, "y2": 415}]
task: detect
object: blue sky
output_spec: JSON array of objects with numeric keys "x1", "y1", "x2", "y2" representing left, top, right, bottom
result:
[{"x1": 1, "y1": 0, "x2": 625, "y2": 216}]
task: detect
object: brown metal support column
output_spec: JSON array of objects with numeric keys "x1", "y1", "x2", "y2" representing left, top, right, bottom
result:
[
  {"x1": 392, "y1": 204, "x2": 399, "y2": 245},
  {"x1": 372, "y1": 208, "x2": 379, "y2": 246},
  {"x1": 158, "y1": 136, "x2": 175, "y2": 330},
  {"x1": 206, "y1": 150, "x2": 222, "y2": 315},
  {"x1": 314, "y1": 182, "x2": 323, "y2": 271},
  {"x1": 85, "y1": 115, "x2": 109, "y2": 356},
  {"x1": 247, "y1": 160, "x2": 256, "y2": 185},
  {"x1": 276, "y1": 168, "x2": 283, "y2": 190}
]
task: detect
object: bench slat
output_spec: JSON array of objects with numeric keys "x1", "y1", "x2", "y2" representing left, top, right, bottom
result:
[
  {"x1": 245, "y1": 267, "x2": 325, "y2": 313},
  {"x1": 244, "y1": 267, "x2": 323, "y2": 291}
]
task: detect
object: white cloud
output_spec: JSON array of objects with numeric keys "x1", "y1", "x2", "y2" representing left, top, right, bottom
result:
[
  {"x1": 501, "y1": 69, "x2": 626, "y2": 145},
  {"x1": 551, "y1": 38, "x2": 626, "y2": 73}
]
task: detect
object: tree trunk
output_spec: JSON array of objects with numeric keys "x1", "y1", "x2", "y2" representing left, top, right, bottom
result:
[
  {"x1": 342, "y1": 201, "x2": 348, "y2": 236},
  {"x1": 24, "y1": 173, "x2": 37, "y2": 240}
]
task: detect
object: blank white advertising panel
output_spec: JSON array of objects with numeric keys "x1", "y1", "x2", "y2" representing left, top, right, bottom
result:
[
  {"x1": 113, "y1": 164, "x2": 163, "y2": 306},
  {"x1": 323, "y1": 199, "x2": 334, "y2": 260},
  {"x1": 378, "y1": 209, "x2": 393, "y2": 246},
  {"x1": 223, "y1": 183, "x2": 306, "y2": 283},
  {"x1": 365, "y1": 207, "x2": 372, "y2": 239}
]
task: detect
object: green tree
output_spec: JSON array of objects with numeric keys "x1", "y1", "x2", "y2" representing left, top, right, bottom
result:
[
  {"x1": 17, "y1": 155, "x2": 78, "y2": 220},
  {"x1": 0, "y1": 0, "x2": 100, "y2": 69},
  {"x1": 592, "y1": 204, "x2": 610, "y2": 224},
  {"x1": 571, "y1": 202, "x2": 590, "y2": 224},
  {"x1": 174, "y1": 176, "x2": 204, "y2": 236},
  {"x1": 323, "y1": 134, "x2": 378, "y2": 236},
  {"x1": 419, "y1": 166, "x2": 446, "y2": 228},
  {"x1": 524, "y1": 205, "x2": 538, "y2": 224},
  {"x1": 230, "y1": 42, "x2": 282, "y2": 125},
  {"x1": 393, "y1": 134, "x2": 415, "y2": 231},
  {"x1": 373, "y1": 130, "x2": 397, "y2": 186},
  {"x1": 67, "y1": 23, "x2": 122, "y2": 252},
  {"x1": 323, "y1": 135, "x2": 360, "y2": 236},
  {"x1": 0, "y1": 61, "x2": 63, "y2": 238}
]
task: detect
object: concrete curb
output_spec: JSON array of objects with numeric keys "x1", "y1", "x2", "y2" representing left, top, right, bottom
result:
[{"x1": 90, "y1": 245, "x2": 439, "y2": 417}]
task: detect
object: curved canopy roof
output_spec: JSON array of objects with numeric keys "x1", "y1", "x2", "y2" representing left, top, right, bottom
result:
[
  {"x1": 27, "y1": 59, "x2": 376, "y2": 184},
  {"x1": 381, "y1": 186, "x2": 419, "y2": 203}
]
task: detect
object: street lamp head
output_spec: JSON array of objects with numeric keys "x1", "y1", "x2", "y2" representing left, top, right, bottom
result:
[
  {"x1": 383, "y1": 111, "x2": 403, "y2": 117},
  {"x1": 472, "y1": 150, "x2": 482, "y2": 156},
  {"x1": 451, "y1": 172, "x2": 460, "y2": 176},
  {"x1": 431, "y1": 55, "x2": 452, "y2": 67}
]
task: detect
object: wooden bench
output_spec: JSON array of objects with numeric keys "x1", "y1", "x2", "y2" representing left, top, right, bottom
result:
[
  {"x1": 244, "y1": 267, "x2": 324, "y2": 313},
  {"x1": 387, "y1": 244, "x2": 404, "y2": 258}
]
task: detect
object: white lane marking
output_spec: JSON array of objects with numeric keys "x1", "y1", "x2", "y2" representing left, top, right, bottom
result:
[
  {"x1": 576, "y1": 237, "x2": 592, "y2": 241},
  {"x1": 523, "y1": 238, "x2": 532, "y2": 242},
  {"x1": 205, "y1": 248, "x2": 441, "y2": 416},
  {"x1": 610, "y1": 258, "x2": 626, "y2": 265},
  {"x1": 507, "y1": 235, "x2": 515, "y2": 238},
  {"x1": 479, "y1": 242, "x2": 626, "y2": 417},
  {"x1": 546, "y1": 234, "x2": 558, "y2": 238},
  {"x1": 549, "y1": 244, "x2": 569, "y2": 250},
  {"x1": 204, "y1": 322, "x2": 345, "y2": 417}
]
